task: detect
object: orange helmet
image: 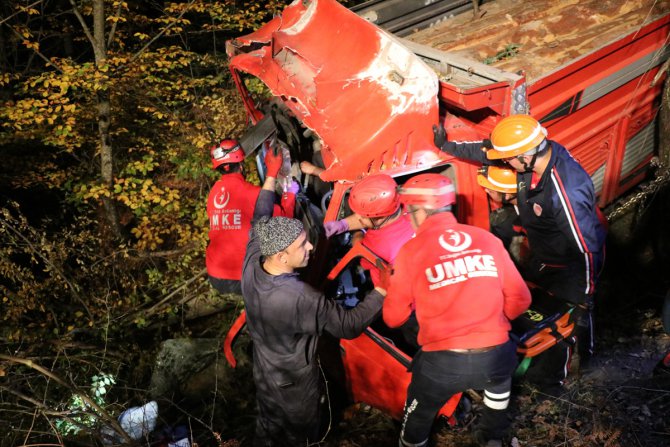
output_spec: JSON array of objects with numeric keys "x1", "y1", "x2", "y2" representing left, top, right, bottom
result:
[
  {"x1": 348, "y1": 174, "x2": 400, "y2": 218},
  {"x1": 399, "y1": 174, "x2": 456, "y2": 210},
  {"x1": 477, "y1": 166, "x2": 517, "y2": 193},
  {"x1": 487, "y1": 115, "x2": 547, "y2": 160},
  {"x1": 211, "y1": 139, "x2": 244, "y2": 169}
]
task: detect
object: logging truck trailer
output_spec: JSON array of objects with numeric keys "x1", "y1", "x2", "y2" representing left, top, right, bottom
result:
[{"x1": 223, "y1": 0, "x2": 670, "y2": 422}]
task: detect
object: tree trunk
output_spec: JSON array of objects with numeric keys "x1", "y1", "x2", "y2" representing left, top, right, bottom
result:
[{"x1": 92, "y1": 0, "x2": 122, "y2": 239}]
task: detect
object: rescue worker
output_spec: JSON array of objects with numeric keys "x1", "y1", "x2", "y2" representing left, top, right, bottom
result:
[
  {"x1": 476, "y1": 165, "x2": 524, "y2": 255},
  {"x1": 323, "y1": 173, "x2": 415, "y2": 287},
  {"x1": 383, "y1": 173, "x2": 531, "y2": 447},
  {"x1": 434, "y1": 115, "x2": 607, "y2": 387},
  {"x1": 206, "y1": 139, "x2": 295, "y2": 295},
  {"x1": 242, "y1": 146, "x2": 386, "y2": 447}
]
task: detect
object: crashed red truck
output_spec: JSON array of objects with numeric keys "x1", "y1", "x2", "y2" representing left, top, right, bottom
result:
[{"x1": 222, "y1": 0, "x2": 670, "y2": 423}]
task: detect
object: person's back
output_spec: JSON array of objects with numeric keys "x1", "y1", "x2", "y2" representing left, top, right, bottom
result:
[
  {"x1": 206, "y1": 139, "x2": 295, "y2": 295},
  {"x1": 206, "y1": 172, "x2": 261, "y2": 281},
  {"x1": 383, "y1": 173, "x2": 530, "y2": 447},
  {"x1": 324, "y1": 173, "x2": 415, "y2": 287},
  {"x1": 386, "y1": 213, "x2": 527, "y2": 350}
]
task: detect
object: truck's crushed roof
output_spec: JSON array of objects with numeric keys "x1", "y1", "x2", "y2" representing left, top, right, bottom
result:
[{"x1": 228, "y1": 0, "x2": 446, "y2": 182}]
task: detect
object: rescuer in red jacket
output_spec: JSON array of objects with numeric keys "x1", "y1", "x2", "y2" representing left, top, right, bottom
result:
[
  {"x1": 323, "y1": 173, "x2": 415, "y2": 287},
  {"x1": 383, "y1": 173, "x2": 531, "y2": 447},
  {"x1": 206, "y1": 139, "x2": 295, "y2": 295}
]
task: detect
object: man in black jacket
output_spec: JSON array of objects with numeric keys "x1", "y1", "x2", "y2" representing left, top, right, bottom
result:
[{"x1": 241, "y1": 147, "x2": 386, "y2": 446}]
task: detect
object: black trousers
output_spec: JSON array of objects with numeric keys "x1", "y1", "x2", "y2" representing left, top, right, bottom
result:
[
  {"x1": 524, "y1": 258, "x2": 596, "y2": 383},
  {"x1": 399, "y1": 340, "x2": 517, "y2": 446},
  {"x1": 252, "y1": 364, "x2": 325, "y2": 447}
]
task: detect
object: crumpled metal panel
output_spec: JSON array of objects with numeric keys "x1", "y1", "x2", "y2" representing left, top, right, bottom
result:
[{"x1": 229, "y1": 0, "x2": 443, "y2": 182}]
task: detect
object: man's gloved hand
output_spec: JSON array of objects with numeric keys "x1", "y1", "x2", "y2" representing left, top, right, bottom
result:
[
  {"x1": 433, "y1": 123, "x2": 458, "y2": 154},
  {"x1": 433, "y1": 123, "x2": 447, "y2": 149},
  {"x1": 264, "y1": 145, "x2": 283, "y2": 178},
  {"x1": 324, "y1": 219, "x2": 349, "y2": 238}
]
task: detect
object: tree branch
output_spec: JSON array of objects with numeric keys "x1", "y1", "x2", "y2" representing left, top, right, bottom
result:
[
  {"x1": 0, "y1": 355, "x2": 135, "y2": 445},
  {"x1": 0, "y1": 214, "x2": 93, "y2": 320},
  {"x1": 107, "y1": 1, "x2": 124, "y2": 49},
  {"x1": 2, "y1": 23, "x2": 63, "y2": 73},
  {"x1": 129, "y1": 0, "x2": 197, "y2": 63},
  {"x1": 0, "y1": 0, "x2": 43, "y2": 26},
  {"x1": 68, "y1": 0, "x2": 98, "y2": 52}
]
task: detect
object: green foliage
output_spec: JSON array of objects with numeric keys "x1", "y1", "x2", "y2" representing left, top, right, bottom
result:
[
  {"x1": 0, "y1": 4, "x2": 267, "y2": 396},
  {"x1": 54, "y1": 373, "x2": 116, "y2": 436},
  {"x1": 0, "y1": 0, "x2": 284, "y2": 442},
  {"x1": 483, "y1": 44, "x2": 522, "y2": 65}
]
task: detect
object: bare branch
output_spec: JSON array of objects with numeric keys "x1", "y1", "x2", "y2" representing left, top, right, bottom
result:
[
  {"x1": 68, "y1": 0, "x2": 98, "y2": 51},
  {"x1": 2, "y1": 23, "x2": 63, "y2": 73},
  {"x1": 0, "y1": 0, "x2": 43, "y2": 26},
  {"x1": 0, "y1": 215, "x2": 93, "y2": 320},
  {"x1": 0, "y1": 355, "x2": 135, "y2": 445},
  {"x1": 130, "y1": 0, "x2": 197, "y2": 63},
  {"x1": 107, "y1": 0, "x2": 124, "y2": 49}
]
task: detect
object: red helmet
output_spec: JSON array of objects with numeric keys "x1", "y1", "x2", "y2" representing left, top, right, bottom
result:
[
  {"x1": 211, "y1": 139, "x2": 244, "y2": 169},
  {"x1": 399, "y1": 173, "x2": 456, "y2": 209},
  {"x1": 348, "y1": 174, "x2": 400, "y2": 218}
]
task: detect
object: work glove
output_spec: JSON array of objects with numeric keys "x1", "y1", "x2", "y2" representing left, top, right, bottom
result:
[
  {"x1": 324, "y1": 219, "x2": 349, "y2": 238},
  {"x1": 264, "y1": 144, "x2": 283, "y2": 178},
  {"x1": 432, "y1": 123, "x2": 447, "y2": 149},
  {"x1": 433, "y1": 123, "x2": 458, "y2": 154}
]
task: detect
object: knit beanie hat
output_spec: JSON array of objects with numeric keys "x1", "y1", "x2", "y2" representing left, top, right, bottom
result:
[{"x1": 255, "y1": 215, "x2": 304, "y2": 256}]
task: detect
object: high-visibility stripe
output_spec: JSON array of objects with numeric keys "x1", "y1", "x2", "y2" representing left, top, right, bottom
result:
[
  {"x1": 483, "y1": 392, "x2": 510, "y2": 410},
  {"x1": 486, "y1": 176, "x2": 517, "y2": 191},
  {"x1": 399, "y1": 184, "x2": 455, "y2": 196},
  {"x1": 551, "y1": 168, "x2": 595, "y2": 294},
  {"x1": 212, "y1": 144, "x2": 241, "y2": 160},
  {"x1": 399, "y1": 437, "x2": 429, "y2": 447},
  {"x1": 484, "y1": 390, "x2": 510, "y2": 400}
]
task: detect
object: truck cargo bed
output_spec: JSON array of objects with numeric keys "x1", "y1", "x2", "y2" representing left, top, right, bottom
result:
[{"x1": 407, "y1": 0, "x2": 670, "y2": 83}]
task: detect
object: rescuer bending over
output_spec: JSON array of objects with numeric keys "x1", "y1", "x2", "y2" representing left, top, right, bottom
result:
[
  {"x1": 435, "y1": 115, "x2": 607, "y2": 390},
  {"x1": 323, "y1": 173, "x2": 415, "y2": 288},
  {"x1": 206, "y1": 139, "x2": 296, "y2": 295},
  {"x1": 383, "y1": 173, "x2": 531, "y2": 447},
  {"x1": 241, "y1": 146, "x2": 386, "y2": 447},
  {"x1": 476, "y1": 165, "x2": 527, "y2": 267}
]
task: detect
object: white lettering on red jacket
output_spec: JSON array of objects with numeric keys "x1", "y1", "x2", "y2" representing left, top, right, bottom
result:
[{"x1": 426, "y1": 255, "x2": 498, "y2": 290}]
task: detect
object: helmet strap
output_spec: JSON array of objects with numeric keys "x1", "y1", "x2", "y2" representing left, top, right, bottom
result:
[
  {"x1": 520, "y1": 152, "x2": 539, "y2": 172},
  {"x1": 370, "y1": 207, "x2": 400, "y2": 230},
  {"x1": 502, "y1": 194, "x2": 518, "y2": 205}
]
